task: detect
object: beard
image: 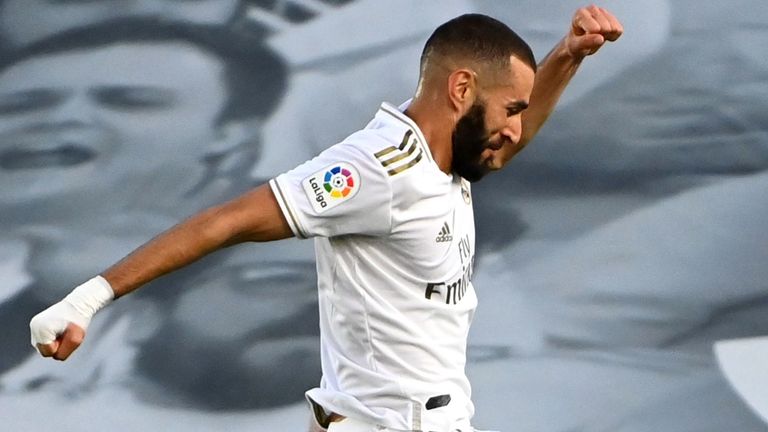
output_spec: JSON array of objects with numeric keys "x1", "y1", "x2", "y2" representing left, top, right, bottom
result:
[{"x1": 452, "y1": 101, "x2": 492, "y2": 182}]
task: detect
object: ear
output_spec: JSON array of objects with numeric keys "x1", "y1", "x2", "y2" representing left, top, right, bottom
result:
[
  {"x1": 207, "y1": 119, "x2": 263, "y2": 174},
  {"x1": 447, "y1": 68, "x2": 477, "y2": 114},
  {"x1": 208, "y1": 119, "x2": 263, "y2": 156}
]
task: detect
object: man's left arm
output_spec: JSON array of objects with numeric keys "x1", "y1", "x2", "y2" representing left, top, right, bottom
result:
[{"x1": 504, "y1": 5, "x2": 623, "y2": 163}]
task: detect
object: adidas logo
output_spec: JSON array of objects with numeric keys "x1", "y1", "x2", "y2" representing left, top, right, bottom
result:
[{"x1": 435, "y1": 222, "x2": 453, "y2": 243}]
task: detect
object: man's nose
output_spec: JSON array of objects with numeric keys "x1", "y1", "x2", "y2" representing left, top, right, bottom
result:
[
  {"x1": 501, "y1": 115, "x2": 522, "y2": 145},
  {"x1": 40, "y1": 94, "x2": 98, "y2": 129}
]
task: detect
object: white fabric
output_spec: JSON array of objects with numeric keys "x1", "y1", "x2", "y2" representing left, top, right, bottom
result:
[
  {"x1": 272, "y1": 102, "x2": 478, "y2": 431},
  {"x1": 715, "y1": 336, "x2": 768, "y2": 424},
  {"x1": 325, "y1": 418, "x2": 494, "y2": 432},
  {"x1": 29, "y1": 275, "x2": 114, "y2": 348}
]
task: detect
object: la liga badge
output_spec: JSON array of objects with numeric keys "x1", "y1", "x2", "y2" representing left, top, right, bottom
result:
[{"x1": 302, "y1": 162, "x2": 360, "y2": 213}]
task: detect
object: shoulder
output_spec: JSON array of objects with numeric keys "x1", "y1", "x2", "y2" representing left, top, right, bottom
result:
[
  {"x1": 312, "y1": 102, "x2": 431, "y2": 194},
  {"x1": 341, "y1": 127, "x2": 440, "y2": 216},
  {"x1": 341, "y1": 127, "x2": 426, "y2": 181}
]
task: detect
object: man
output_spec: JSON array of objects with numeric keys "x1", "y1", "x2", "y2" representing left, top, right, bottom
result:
[
  {"x1": 0, "y1": 18, "x2": 323, "y2": 408},
  {"x1": 30, "y1": 7, "x2": 622, "y2": 431}
]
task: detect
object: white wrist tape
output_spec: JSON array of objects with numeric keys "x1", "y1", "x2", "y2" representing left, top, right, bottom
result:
[{"x1": 29, "y1": 276, "x2": 114, "y2": 349}]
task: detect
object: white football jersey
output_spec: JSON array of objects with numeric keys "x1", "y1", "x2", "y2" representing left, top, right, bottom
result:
[{"x1": 270, "y1": 102, "x2": 477, "y2": 431}]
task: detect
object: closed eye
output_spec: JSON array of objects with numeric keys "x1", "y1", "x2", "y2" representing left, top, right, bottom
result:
[
  {"x1": 92, "y1": 86, "x2": 177, "y2": 111},
  {"x1": 506, "y1": 101, "x2": 528, "y2": 117},
  {"x1": 0, "y1": 89, "x2": 64, "y2": 115}
]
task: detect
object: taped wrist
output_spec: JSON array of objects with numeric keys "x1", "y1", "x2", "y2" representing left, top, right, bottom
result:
[
  {"x1": 29, "y1": 276, "x2": 114, "y2": 347},
  {"x1": 63, "y1": 275, "x2": 114, "y2": 323}
]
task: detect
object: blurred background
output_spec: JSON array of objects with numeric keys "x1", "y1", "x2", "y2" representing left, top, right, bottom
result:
[{"x1": 1, "y1": 1, "x2": 766, "y2": 430}]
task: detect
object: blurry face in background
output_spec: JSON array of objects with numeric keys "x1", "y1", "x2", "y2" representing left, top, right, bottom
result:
[
  {"x1": 0, "y1": 0, "x2": 241, "y2": 47},
  {"x1": 135, "y1": 241, "x2": 322, "y2": 409},
  {"x1": 171, "y1": 249, "x2": 318, "y2": 343},
  {"x1": 0, "y1": 42, "x2": 238, "y2": 295},
  {"x1": 0, "y1": 42, "x2": 228, "y2": 221}
]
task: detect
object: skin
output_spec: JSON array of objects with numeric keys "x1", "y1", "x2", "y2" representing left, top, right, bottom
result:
[{"x1": 34, "y1": 5, "x2": 622, "y2": 361}]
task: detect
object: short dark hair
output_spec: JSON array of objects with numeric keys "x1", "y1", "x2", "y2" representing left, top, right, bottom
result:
[
  {"x1": 0, "y1": 17, "x2": 287, "y2": 125},
  {"x1": 421, "y1": 14, "x2": 536, "y2": 75}
]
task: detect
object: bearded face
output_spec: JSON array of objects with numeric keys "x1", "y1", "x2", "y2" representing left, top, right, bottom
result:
[{"x1": 451, "y1": 100, "x2": 492, "y2": 182}]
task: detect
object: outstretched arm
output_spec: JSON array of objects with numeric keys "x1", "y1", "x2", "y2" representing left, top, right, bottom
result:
[
  {"x1": 503, "y1": 5, "x2": 623, "y2": 163},
  {"x1": 103, "y1": 185, "x2": 292, "y2": 298},
  {"x1": 30, "y1": 184, "x2": 293, "y2": 360}
]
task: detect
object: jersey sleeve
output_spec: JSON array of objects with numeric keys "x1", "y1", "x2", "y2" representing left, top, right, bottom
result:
[{"x1": 269, "y1": 137, "x2": 393, "y2": 238}]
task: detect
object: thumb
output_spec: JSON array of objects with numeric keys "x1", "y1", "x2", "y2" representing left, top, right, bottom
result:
[
  {"x1": 570, "y1": 33, "x2": 606, "y2": 56},
  {"x1": 576, "y1": 33, "x2": 606, "y2": 49},
  {"x1": 36, "y1": 340, "x2": 61, "y2": 357}
]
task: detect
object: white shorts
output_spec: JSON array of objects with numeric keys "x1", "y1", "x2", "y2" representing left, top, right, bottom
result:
[
  {"x1": 309, "y1": 412, "x2": 497, "y2": 432},
  {"x1": 306, "y1": 394, "x2": 498, "y2": 432}
]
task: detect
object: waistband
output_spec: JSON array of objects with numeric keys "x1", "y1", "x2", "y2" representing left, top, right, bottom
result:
[
  {"x1": 307, "y1": 395, "x2": 481, "y2": 432},
  {"x1": 308, "y1": 395, "x2": 346, "y2": 429}
]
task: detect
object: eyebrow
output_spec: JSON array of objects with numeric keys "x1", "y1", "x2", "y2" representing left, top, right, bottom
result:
[{"x1": 507, "y1": 100, "x2": 529, "y2": 110}]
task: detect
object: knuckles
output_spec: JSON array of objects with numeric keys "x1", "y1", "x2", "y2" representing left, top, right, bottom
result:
[{"x1": 68, "y1": 333, "x2": 84, "y2": 346}]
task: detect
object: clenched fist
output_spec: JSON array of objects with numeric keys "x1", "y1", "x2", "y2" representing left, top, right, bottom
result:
[
  {"x1": 566, "y1": 4, "x2": 623, "y2": 59},
  {"x1": 29, "y1": 276, "x2": 114, "y2": 361}
]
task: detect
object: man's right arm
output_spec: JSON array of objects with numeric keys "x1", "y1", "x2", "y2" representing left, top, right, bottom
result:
[{"x1": 30, "y1": 184, "x2": 294, "y2": 360}]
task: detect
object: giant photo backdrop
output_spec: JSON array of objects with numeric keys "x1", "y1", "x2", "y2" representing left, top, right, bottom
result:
[{"x1": 1, "y1": 1, "x2": 766, "y2": 431}]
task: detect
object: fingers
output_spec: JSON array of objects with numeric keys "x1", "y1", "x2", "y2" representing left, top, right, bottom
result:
[
  {"x1": 573, "y1": 7, "x2": 601, "y2": 35},
  {"x1": 573, "y1": 5, "x2": 624, "y2": 41},
  {"x1": 36, "y1": 323, "x2": 85, "y2": 361},
  {"x1": 568, "y1": 5, "x2": 623, "y2": 58},
  {"x1": 597, "y1": 6, "x2": 624, "y2": 41}
]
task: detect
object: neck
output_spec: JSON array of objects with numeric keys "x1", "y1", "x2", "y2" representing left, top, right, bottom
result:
[{"x1": 404, "y1": 95, "x2": 455, "y2": 175}]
